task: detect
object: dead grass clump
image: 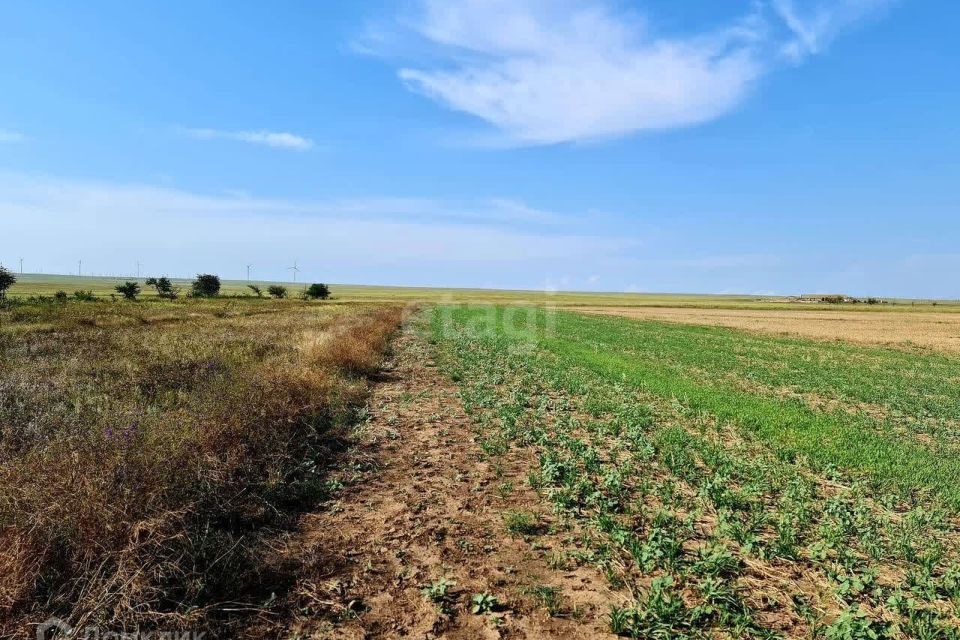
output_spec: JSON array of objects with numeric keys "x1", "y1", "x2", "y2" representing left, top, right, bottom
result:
[
  {"x1": 304, "y1": 308, "x2": 404, "y2": 376},
  {"x1": 0, "y1": 531, "x2": 43, "y2": 617},
  {"x1": 0, "y1": 300, "x2": 403, "y2": 635}
]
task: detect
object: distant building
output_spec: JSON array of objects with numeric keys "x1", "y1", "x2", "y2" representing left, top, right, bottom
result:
[{"x1": 800, "y1": 294, "x2": 856, "y2": 303}]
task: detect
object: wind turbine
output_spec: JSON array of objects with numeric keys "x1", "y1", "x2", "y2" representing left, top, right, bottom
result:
[
  {"x1": 288, "y1": 259, "x2": 300, "y2": 283},
  {"x1": 77, "y1": 260, "x2": 82, "y2": 277},
  {"x1": 19, "y1": 257, "x2": 23, "y2": 275},
  {"x1": 246, "y1": 264, "x2": 253, "y2": 282}
]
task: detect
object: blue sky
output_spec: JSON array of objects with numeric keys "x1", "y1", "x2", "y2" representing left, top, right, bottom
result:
[{"x1": 1, "y1": 0, "x2": 958, "y2": 297}]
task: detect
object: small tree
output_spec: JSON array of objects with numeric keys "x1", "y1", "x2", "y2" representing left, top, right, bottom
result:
[
  {"x1": 268, "y1": 285, "x2": 288, "y2": 299},
  {"x1": 304, "y1": 283, "x2": 330, "y2": 300},
  {"x1": 0, "y1": 265, "x2": 16, "y2": 300},
  {"x1": 145, "y1": 277, "x2": 179, "y2": 299},
  {"x1": 191, "y1": 274, "x2": 221, "y2": 298},
  {"x1": 115, "y1": 281, "x2": 141, "y2": 300},
  {"x1": 247, "y1": 284, "x2": 264, "y2": 298}
]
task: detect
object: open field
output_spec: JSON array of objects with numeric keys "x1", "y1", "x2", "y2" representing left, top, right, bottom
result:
[
  {"x1": 4, "y1": 2, "x2": 952, "y2": 639},
  {"x1": 3, "y1": 296, "x2": 960, "y2": 638},
  {"x1": 6, "y1": 273, "x2": 789, "y2": 306},
  {"x1": 8, "y1": 273, "x2": 960, "y2": 310},
  {"x1": 578, "y1": 306, "x2": 960, "y2": 353},
  {"x1": 421, "y1": 307, "x2": 960, "y2": 638}
]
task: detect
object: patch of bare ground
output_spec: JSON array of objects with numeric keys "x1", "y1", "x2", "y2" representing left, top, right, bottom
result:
[
  {"x1": 249, "y1": 322, "x2": 621, "y2": 639},
  {"x1": 573, "y1": 307, "x2": 960, "y2": 353}
]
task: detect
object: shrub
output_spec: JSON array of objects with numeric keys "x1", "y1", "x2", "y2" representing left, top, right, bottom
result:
[
  {"x1": 247, "y1": 284, "x2": 263, "y2": 298},
  {"x1": 115, "y1": 281, "x2": 141, "y2": 301},
  {"x1": 73, "y1": 290, "x2": 96, "y2": 302},
  {"x1": 304, "y1": 283, "x2": 331, "y2": 300},
  {"x1": 0, "y1": 265, "x2": 15, "y2": 299},
  {"x1": 145, "y1": 277, "x2": 179, "y2": 299},
  {"x1": 191, "y1": 274, "x2": 221, "y2": 298},
  {"x1": 54, "y1": 291, "x2": 68, "y2": 302},
  {"x1": 268, "y1": 285, "x2": 288, "y2": 299}
]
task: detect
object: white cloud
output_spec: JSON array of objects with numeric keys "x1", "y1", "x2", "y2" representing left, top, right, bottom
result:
[
  {"x1": 182, "y1": 127, "x2": 315, "y2": 151},
  {"x1": 0, "y1": 130, "x2": 27, "y2": 143},
  {"x1": 394, "y1": 0, "x2": 763, "y2": 145},
  {"x1": 370, "y1": 0, "x2": 893, "y2": 145}
]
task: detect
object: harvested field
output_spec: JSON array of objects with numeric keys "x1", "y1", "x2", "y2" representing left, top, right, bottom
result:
[{"x1": 574, "y1": 306, "x2": 960, "y2": 353}]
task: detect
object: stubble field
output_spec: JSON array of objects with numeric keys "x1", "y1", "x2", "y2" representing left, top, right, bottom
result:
[{"x1": 576, "y1": 306, "x2": 960, "y2": 354}]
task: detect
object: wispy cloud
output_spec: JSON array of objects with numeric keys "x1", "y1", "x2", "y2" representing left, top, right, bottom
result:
[
  {"x1": 661, "y1": 254, "x2": 784, "y2": 270},
  {"x1": 0, "y1": 130, "x2": 27, "y2": 143},
  {"x1": 181, "y1": 127, "x2": 315, "y2": 151},
  {"x1": 246, "y1": 195, "x2": 570, "y2": 227},
  {"x1": 365, "y1": 0, "x2": 894, "y2": 146},
  {"x1": 0, "y1": 173, "x2": 636, "y2": 286},
  {"x1": 773, "y1": 0, "x2": 895, "y2": 61}
]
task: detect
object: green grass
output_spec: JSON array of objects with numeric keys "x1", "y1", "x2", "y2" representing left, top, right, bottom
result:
[
  {"x1": 429, "y1": 305, "x2": 960, "y2": 637},
  {"x1": 544, "y1": 312, "x2": 960, "y2": 504}
]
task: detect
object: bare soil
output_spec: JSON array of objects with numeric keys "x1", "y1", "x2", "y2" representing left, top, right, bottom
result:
[
  {"x1": 251, "y1": 321, "x2": 621, "y2": 639},
  {"x1": 573, "y1": 306, "x2": 960, "y2": 353}
]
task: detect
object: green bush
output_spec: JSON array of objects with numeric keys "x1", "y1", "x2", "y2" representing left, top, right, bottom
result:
[
  {"x1": 268, "y1": 285, "x2": 288, "y2": 299},
  {"x1": 115, "y1": 281, "x2": 141, "y2": 300},
  {"x1": 0, "y1": 265, "x2": 15, "y2": 299},
  {"x1": 191, "y1": 274, "x2": 221, "y2": 298},
  {"x1": 304, "y1": 283, "x2": 331, "y2": 300},
  {"x1": 145, "y1": 276, "x2": 179, "y2": 299}
]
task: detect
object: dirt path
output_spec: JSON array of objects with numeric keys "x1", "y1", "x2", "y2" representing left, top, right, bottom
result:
[{"x1": 253, "y1": 320, "x2": 619, "y2": 639}]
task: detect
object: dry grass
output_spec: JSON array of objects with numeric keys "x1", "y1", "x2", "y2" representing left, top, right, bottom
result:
[
  {"x1": 576, "y1": 306, "x2": 960, "y2": 353},
  {"x1": 302, "y1": 308, "x2": 402, "y2": 377},
  {"x1": 0, "y1": 298, "x2": 403, "y2": 635}
]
